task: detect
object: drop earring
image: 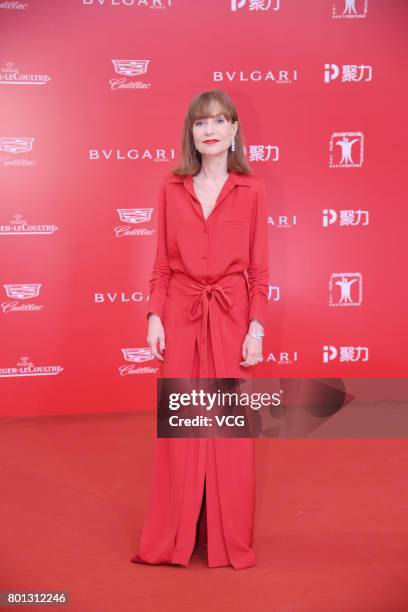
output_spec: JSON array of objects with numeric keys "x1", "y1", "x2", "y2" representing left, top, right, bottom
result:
[{"x1": 231, "y1": 135, "x2": 236, "y2": 152}]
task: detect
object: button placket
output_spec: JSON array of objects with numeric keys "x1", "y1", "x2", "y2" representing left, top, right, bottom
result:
[{"x1": 202, "y1": 219, "x2": 209, "y2": 262}]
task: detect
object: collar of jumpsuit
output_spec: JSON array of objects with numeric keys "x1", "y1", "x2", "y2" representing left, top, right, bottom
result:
[
  {"x1": 168, "y1": 170, "x2": 252, "y2": 202},
  {"x1": 167, "y1": 170, "x2": 254, "y2": 378}
]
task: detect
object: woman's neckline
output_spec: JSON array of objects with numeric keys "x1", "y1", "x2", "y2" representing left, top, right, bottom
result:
[{"x1": 190, "y1": 171, "x2": 232, "y2": 222}]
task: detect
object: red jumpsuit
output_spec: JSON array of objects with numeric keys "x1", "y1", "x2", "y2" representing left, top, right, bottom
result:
[{"x1": 131, "y1": 169, "x2": 270, "y2": 569}]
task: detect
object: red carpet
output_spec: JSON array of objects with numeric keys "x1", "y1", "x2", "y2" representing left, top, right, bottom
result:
[{"x1": 1, "y1": 411, "x2": 408, "y2": 611}]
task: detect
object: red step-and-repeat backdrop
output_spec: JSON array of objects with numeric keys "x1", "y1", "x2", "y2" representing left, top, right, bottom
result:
[{"x1": 1, "y1": 0, "x2": 407, "y2": 417}]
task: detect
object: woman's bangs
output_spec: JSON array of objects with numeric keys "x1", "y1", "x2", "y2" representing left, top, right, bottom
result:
[{"x1": 190, "y1": 97, "x2": 232, "y2": 124}]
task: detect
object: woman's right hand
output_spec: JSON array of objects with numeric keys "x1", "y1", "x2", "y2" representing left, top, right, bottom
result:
[{"x1": 147, "y1": 313, "x2": 165, "y2": 361}]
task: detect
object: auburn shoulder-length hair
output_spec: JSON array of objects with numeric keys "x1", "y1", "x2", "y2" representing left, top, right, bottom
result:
[{"x1": 172, "y1": 89, "x2": 252, "y2": 177}]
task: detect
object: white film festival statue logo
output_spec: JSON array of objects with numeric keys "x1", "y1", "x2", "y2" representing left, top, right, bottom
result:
[
  {"x1": 322, "y1": 209, "x2": 369, "y2": 227},
  {"x1": 332, "y1": 0, "x2": 368, "y2": 19},
  {"x1": 2, "y1": 283, "x2": 44, "y2": 313},
  {"x1": 323, "y1": 346, "x2": 369, "y2": 363},
  {"x1": 0, "y1": 62, "x2": 51, "y2": 85},
  {"x1": 329, "y1": 273, "x2": 362, "y2": 307},
  {"x1": 324, "y1": 63, "x2": 372, "y2": 83},
  {"x1": 0, "y1": 137, "x2": 36, "y2": 167},
  {"x1": 110, "y1": 59, "x2": 151, "y2": 91},
  {"x1": 119, "y1": 348, "x2": 158, "y2": 376},
  {"x1": 329, "y1": 132, "x2": 364, "y2": 168},
  {"x1": 231, "y1": 0, "x2": 280, "y2": 11},
  {"x1": 115, "y1": 208, "x2": 154, "y2": 238}
]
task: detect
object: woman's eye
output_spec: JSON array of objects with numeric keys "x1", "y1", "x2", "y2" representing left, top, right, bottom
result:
[{"x1": 194, "y1": 118, "x2": 224, "y2": 126}]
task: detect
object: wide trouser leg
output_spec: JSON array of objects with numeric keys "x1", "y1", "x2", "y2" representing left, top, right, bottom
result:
[
  {"x1": 206, "y1": 436, "x2": 256, "y2": 569},
  {"x1": 198, "y1": 314, "x2": 256, "y2": 569},
  {"x1": 131, "y1": 335, "x2": 207, "y2": 566}
]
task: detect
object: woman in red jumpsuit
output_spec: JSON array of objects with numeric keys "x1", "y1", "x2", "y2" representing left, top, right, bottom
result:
[{"x1": 131, "y1": 89, "x2": 270, "y2": 570}]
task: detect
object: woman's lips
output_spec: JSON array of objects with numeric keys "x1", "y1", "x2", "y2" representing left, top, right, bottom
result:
[{"x1": 203, "y1": 140, "x2": 219, "y2": 144}]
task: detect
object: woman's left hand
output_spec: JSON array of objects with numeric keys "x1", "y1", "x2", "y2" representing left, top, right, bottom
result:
[{"x1": 240, "y1": 331, "x2": 263, "y2": 367}]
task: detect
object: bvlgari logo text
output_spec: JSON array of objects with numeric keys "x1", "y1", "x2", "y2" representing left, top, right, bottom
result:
[
  {"x1": 266, "y1": 351, "x2": 298, "y2": 365},
  {"x1": 88, "y1": 147, "x2": 175, "y2": 162},
  {"x1": 83, "y1": 0, "x2": 172, "y2": 8},
  {"x1": 94, "y1": 291, "x2": 144, "y2": 304},
  {"x1": 213, "y1": 69, "x2": 298, "y2": 84},
  {"x1": 268, "y1": 215, "x2": 296, "y2": 229}
]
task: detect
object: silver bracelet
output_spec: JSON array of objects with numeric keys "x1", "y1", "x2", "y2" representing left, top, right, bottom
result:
[{"x1": 248, "y1": 329, "x2": 265, "y2": 339}]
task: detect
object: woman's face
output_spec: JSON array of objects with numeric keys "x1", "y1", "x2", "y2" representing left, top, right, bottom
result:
[{"x1": 192, "y1": 104, "x2": 238, "y2": 158}]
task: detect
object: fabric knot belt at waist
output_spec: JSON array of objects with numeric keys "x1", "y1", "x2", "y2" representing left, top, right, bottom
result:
[
  {"x1": 171, "y1": 270, "x2": 245, "y2": 378},
  {"x1": 189, "y1": 282, "x2": 233, "y2": 319}
]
